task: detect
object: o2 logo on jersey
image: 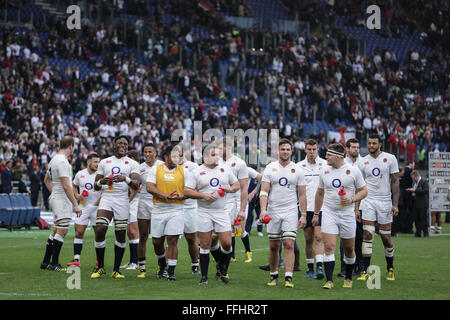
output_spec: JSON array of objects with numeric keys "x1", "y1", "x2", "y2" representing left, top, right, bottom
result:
[
  {"x1": 111, "y1": 166, "x2": 121, "y2": 175},
  {"x1": 332, "y1": 179, "x2": 342, "y2": 188},
  {"x1": 210, "y1": 178, "x2": 220, "y2": 187},
  {"x1": 372, "y1": 168, "x2": 381, "y2": 177},
  {"x1": 278, "y1": 177, "x2": 288, "y2": 187},
  {"x1": 84, "y1": 183, "x2": 93, "y2": 190}
]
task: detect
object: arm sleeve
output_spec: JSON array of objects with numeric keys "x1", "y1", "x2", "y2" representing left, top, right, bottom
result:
[
  {"x1": 296, "y1": 166, "x2": 306, "y2": 186},
  {"x1": 73, "y1": 172, "x2": 80, "y2": 186},
  {"x1": 184, "y1": 169, "x2": 197, "y2": 189},
  {"x1": 354, "y1": 167, "x2": 366, "y2": 189},
  {"x1": 389, "y1": 155, "x2": 399, "y2": 174},
  {"x1": 97, "y1": 160, "x2": 105, "y2": 176},
  {"x1": 318, "y1": 172, "x2": 324, "y2": 189},
  {"x1": 146, "y1": 166, "x2": 157, "y2": 184},
  {"x1": 261, "y1": 166, "x2": 271, "y2": 183},
  {"x1": 248, "y1": 167, "x2": 259, "y2": 179},
  {"x1": 237, "y1": 162, "x2": 249, "y2": 180},
  {"x1": 57, "y1": 161, "x2": 71, "y2": 178},
  {"x1": 130, "y1": 160, "x2": 140, "y2": 175},
  {"x1": 228, "y1": 168, "x2": 238, "y2": 185}
]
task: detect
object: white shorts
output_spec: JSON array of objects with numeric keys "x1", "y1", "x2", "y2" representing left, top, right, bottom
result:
[
  {"x1": 321, "y1": 209, "x2": 356, "y2": 239},
  {"x1": 49, "y1": 194, "x2": 73, "y2": 228},
  {"x1": 150, "y1": 206, "x2": 184, "y2": 238},
  {"x1": 362, "y1": 198, "x2": 393, "y2": 225},
  {"x1": 267, "y1": 209, "x2": 299, "y2": 236},
  {"x1": 225, "y1": 200, "x2": 238, "y2": 224},
  {"x1": 197, "y1": 208, "x2": 232, "y2": 233},
  {"x1": 184, "y1": 206, "x2": 197, "y2": 234},
  {"x1": 98, "y1": 194, "x2": 130, "y2": 222},
  {"x1": 128, "y1": 197, "x2": 139, "y2": 224},
  {"x1": 137, "y1": 199, "x2": 153, "y2": 220},
  {"x1": 75, "y1": 205, "x2": 97, "y2": 226}
]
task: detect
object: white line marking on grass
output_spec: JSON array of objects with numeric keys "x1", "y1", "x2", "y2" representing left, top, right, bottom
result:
[{"x1": 0, "y1": 292, "x2": 50, "y2": 297}]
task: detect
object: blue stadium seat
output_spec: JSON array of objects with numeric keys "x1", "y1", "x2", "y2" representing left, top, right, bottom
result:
[
  {"x1": 0, "y1": 194, "x2": 20, "y2": 230},
  {"x1": 19, "y1": 193, "x2": 39, "y2": 227},
  {"x1": 9, "y1": 194, "x2": 28, "y2": 229}
]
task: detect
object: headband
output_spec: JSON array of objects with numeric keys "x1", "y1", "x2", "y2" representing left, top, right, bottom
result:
[{"x1": 326, "y1": 149, "x2": 345, "y2": 158}]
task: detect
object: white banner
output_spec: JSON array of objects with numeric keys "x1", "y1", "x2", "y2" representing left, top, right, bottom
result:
[{"x1": 428, "y1": 152, "x2": 450, "y2": 212}]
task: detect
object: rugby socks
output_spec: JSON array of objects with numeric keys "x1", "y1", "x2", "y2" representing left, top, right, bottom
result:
[
  {"x1": 129, "y1": 239, "x2": 139, "y2": 264},
  {"x1": 285, "y1": 271, "x2": 293, "y2": 282},
  {"x1": 138, "y1": 257, "x2": 146, "y2": 271},
  {"x1": 343, "y1": 255, "x2": 356, "y2": 280},
  {"x1": 95, "y1": 241, "x2": 106, "y2": 268},
  {"x1": 73, "y1": 238, "x2": 83, "y2": 261},
  {"x1": 316, "y1": 254, "x2": 324, "y2": 269},
  {"x1": 323, "y1": 254, "x2": 335, "y2": 282},
  {"x1": 199, "y1": 248, "x2": 210, "y2": 278},
  {"x1": 306, "y1": 258, "x2": 314, "y2": 271},
  {"x1": 157, "y1": 253, "x2": 167, "y2": 269},
  {"x1": 168, "y1": 259, "x2": 177, "y2": 276},
  {"x1": 220, "y1": 247, "x2": 232, "y2": 275},
  {"x1": 385, "y1": 246, "x2": 394, "y2": 270},
  {"x1": 210, "y1": 242, "x2": 222, "y2": 263},
  {"x1": 114, "y1": 241, "x2": 127, "y2": 272},
  {"x1": 42, "y1": 235, "x2": 54, "y2": 264},
  {"x1": 241, "y1": 231, "x2": 251, "y2": 252},
  {"x1": 51, "y1": 234, "x2": 64, "y2": 266},
  {"x1": 231, "y1": 235, "x2": 236, "y2": 258},
  {"x1": 362, "y1": 256, "x2": 371, "y2": 272}
]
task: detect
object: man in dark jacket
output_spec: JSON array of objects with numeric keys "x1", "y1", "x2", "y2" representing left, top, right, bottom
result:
[
  {"x1": 400, "y1": 161, "x2": 415, "y2": 233},
  {"x1": 1, "y1": 160, "x2": 13, "y2": 194},
  {"x1": 18, "y1": 173, "x2": 30, "y2": 194},
  {"x1": 408, "y1": 170, "x2": 429, "y2": 237},
  {"x1": 30, "y1": 166, "x2": 41, "y2": 206}
]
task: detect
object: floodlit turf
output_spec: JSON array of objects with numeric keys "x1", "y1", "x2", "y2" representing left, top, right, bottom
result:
[{"x1": 1, "y1": 224, "x2": 450, "y2": 300}]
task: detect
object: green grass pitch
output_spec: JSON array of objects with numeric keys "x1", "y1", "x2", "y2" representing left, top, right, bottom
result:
[{"x1": 1, "y1": 223, "x2": 450, "y2": 300}]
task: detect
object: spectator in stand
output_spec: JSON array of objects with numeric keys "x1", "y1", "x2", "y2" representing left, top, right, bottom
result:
[{"x1": 1, "y1": 160, "x2": 13, "y2": 194}]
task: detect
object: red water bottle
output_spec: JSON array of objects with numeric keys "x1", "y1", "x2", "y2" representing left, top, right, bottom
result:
[
  {"x1": 214, "y1": 187, "x2": 225, "y2": 198},
  {"x1": 338, "y1": 188, "x2": 346, "y2": 207},
  {"x1": 234, "y1": 218, "x2": 242, "y2": 237},
  {"x1": 108, "y1": 173, "x2": 114, "y2": 190},
  {"x1": 262, "y1": 215, "x2": 272, "y2": 224}
]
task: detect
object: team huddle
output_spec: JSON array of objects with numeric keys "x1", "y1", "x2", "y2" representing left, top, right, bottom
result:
[{"x1": 39, "y1": 133, "x2": 399, "y2": 289}]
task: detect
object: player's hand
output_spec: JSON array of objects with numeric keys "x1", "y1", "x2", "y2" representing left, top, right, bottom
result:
[
  {"x1": 74, "y1": 205, "x2": 82, "y2": 217},
  {"x1": 298, "y1": 215, "x2": 307, "y2": 229},
  {"x1": 100, "y1": 177, "x2": 113, "y2": 185},
  {"x1": 340, "y1": 197, "x2": 352, "y2": 206},
  {"x1": 355, "y1": 210, "x2": 361, "y2": 222},
  {"x1": 259, "y1": 210, "x2": 268, "y2": 223},
  {"x1": 203, "y1": 192, "x2": 218, "y2": 202},
  {"x1": 312, "y1": 215, "x2": 319, "y2": 226},
  {"x1": 221, "y1": 186, "x2": 233, "y2": 193},
  {"x1": 112, "y1": 174, "x2": 126, "y2": 183},
  {"x1": 390, "y1": 205, "x2": 399, "y2": 217},
  {"x1": 237, "y1": 210, "x2": 246, "y2": 221}
]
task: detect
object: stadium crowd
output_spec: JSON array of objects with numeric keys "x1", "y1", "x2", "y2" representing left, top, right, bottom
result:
[{"x1": 0, "y1": 0, "x2": 449, "y2": 208}]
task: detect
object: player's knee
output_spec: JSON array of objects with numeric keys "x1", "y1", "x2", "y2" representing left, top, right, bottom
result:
[
  {"x1": 75, "y1": 230, "x2": 84, "y2": 239},
  {"x1": 114, "y1": 219, "x2": 128, "y2": 232},
  {"x1": 314, "y1": 234, "x2": 322, "y2": 243},
  {"x1": 139, "y1": 233, "x2": 148, "y2": 243},
  {"x1": 363, "y1": 224, "x2": 375, "y2": 240},
  {"x1": 283, "y1": 239, "x2": 294, "y2": 251}
]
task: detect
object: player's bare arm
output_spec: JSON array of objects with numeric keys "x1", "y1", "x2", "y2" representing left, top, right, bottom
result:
[
  {"x1": 298, "y1": 185, "x2": 307, "y2": 228},
  {"x1": 184, "y1": 187, "x2": 217, "y2": 202},
  {"x1": 73, "y1": 183, "x2": 82, "y2": 201},
  {"x1": 114, "y1": 172, "x2": 140, "y2": 190},
  {"x1": 390, "y1": 172, "x2": 400, "y2": 216},
  {"x1": 312, "y1": 188, "x2": 324, "y2": 226},
  {"x1": 61, "y1": 176, "x2": 82, "y2": 217},
  {"x1": 44, "y1": 171, "x2": 52, "y2": 193},
  {"x1": 259, "y1": 181, "x2": 270, "y2": 222},
  {"x1": 341, "y1": 186, "x2": 368, "y2": 206}
]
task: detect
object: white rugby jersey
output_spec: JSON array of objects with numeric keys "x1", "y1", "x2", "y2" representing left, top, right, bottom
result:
[
  {"x1": 344, "y1": 155, "x2": 364, "y2": 166},
  {"x1": 357, "y1": 152, "x2": 399, "y2": 202},
  {"x1": 97, "y1": 155, "x2": 140, "y2": 196},
  {"x1": 185, "y1": 164, "x2": 238, "y2": 212},
  {"x1": 139, "y1": 159, "x2": 164, "y2": 202},
  {"x1": 181, "y1": 160, "x2": 199, "y2": 209},
  {"x1": 318, "y1": 163, "x2": 366, "y2": 212},
  {"x1": 297, "y1": 156, "x2": 327, "y2": 212},
  {"x1": 222, "y1": 155, "x2": 248, "y2": 204},
  {"x1": 261, "y1": 160, "x2": 306, "y2": 214},
  {"x1": 48, "y1": 153, "x2": 72, "y2": 198},
  {"x1": 73, "y1": 169, "x2": 101, "y2": 207}
]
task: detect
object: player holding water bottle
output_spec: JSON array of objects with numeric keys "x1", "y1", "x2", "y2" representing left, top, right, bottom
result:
[{"x1": 259, "y1": 139, "x2": 307, "y2": 288}]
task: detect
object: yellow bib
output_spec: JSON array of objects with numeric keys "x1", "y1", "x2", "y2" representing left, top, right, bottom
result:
[{"x1": 153, "y1": 163, "x2": 185, "y2": 205}]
